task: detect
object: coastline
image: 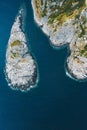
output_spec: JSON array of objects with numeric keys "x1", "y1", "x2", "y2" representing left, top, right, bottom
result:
[
  {"x1": 31, "y1": 0, "x2": 87, "y2": 82},
  {"x1": 65, "y1": 36, "x2": 87, "y2": 82},
  {"x1": 5, "y1": 6, "x2": 39, "y2": 92},
  {"x1": 65, "y1": 61, "x2": 87, "y2": 83},
  {"x1": 31, "y1": 0, "x2": 75, "y2": 48}
]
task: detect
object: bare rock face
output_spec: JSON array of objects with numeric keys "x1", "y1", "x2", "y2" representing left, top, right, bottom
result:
[
  {"x1": 32, "y1": 0, "x2": 86, "y2": 47},
  {"x1": 32, "y1": 0, "x2": 87, "y2": 81},
  {"x1": 66, "y1": 8, "x2": 87, "y2": 81},
  {"x1": 5, "y1": 8, "x2": 38, "y2": 91}
]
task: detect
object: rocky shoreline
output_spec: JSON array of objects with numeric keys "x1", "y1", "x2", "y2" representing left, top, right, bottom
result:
[
  {"x1": 66, "y1": 8, "x2": 87, "y2": 81},
  {"x1": 5, "y1": 7, "x2": 38, "y2": 92},
  {"x1": 32, "y1": 0, "x2": 87, "y2": 81},
  {"x1": 31, "y1": 0, "x2": 82, "y2": 47}
]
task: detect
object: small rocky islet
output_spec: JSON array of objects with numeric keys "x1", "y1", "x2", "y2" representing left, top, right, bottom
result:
[
  {"x1": 32, "y1": 0, "x2": 87, "y2": 81},
  {"x1": 5, "y1": 8, "x2": 38, "y2": 92}
]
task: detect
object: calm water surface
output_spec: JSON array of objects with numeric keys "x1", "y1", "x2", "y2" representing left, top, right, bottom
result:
[{"x1": 0, "y1": 0, "x2": 87, "y2": 130}]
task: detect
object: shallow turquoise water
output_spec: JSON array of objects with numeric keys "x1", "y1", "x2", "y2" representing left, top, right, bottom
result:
[{"x1": 0, "y1": 0, "x2": 87, "y2": 130}]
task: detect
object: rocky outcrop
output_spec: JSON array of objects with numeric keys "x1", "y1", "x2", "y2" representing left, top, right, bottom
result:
[
  {"x1": 32, "y1": 0, "x2": 87, "y2": 81},
  {"x1": 32, "y1": 0, "x2": 85, "y2": 47},
  {"x1": 5, "y1": 8, "x2": 38, "y2": 91},
  {"x1": 66, "y1": 8, "x2": 87, "y2": 81}
]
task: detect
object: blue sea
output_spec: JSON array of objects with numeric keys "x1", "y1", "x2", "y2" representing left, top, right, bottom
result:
[{"x1": 0, "y1": 0, "x2": 87, "y2": 130}]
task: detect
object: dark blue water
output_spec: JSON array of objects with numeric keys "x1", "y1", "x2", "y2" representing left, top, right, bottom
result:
[{"x1": 0, "y1": 0, "x2": 87, "y2": 130}]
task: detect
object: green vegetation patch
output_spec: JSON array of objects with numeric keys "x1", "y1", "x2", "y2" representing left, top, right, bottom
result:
[
  {"x1": 11, "y1": 40, "x2": 22, "y2": 47},
  {"x1": 78, "y1": 24, "x2": 85, "y2": 38},
  {"x1": 80, "y1": 45, "x2": 87, "y2": 57},
  {"x1": 48, "y1": 0, "x2": 86, "y2": 25},
  {"x1": 11, "y1": 51, "x2": 19, "y2": 59}
]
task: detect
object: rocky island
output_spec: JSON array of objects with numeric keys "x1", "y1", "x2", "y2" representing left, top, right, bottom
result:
[
  {"x1": 5, "y1": 7, "x2": 38, "y2": 91},
  {"x1": 32, "y1": 0, "x2": 87, "y2": 81}
]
